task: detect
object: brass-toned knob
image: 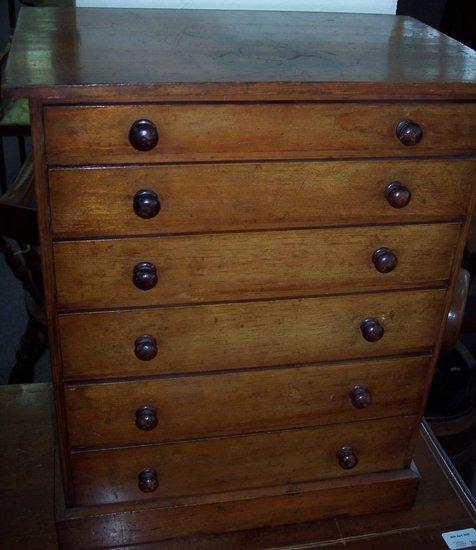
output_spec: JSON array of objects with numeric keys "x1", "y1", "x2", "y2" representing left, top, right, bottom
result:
[
  {"x1": 138, "y1": 468, "x2": 158, "y2": 493},
  {"x1": 133, "y1": 189, "x2": 161, "y2": 219},
  {"x1": 385, "y1": 181, "x2": 411, "y2": 209},
  {"x1": 135, "y1": 405, "x2": 158, "y2": 431},
  {"x1": 372, "y1": 247, "x2": 397, "y2": 273},
  {"x1": 135, "y1": 334, "x2": 158, "y2": 361},
  {"x1": 395, "y1": 119, "x2": 423, "y2": 147},
  {"x1": 360, "y1": 318, "x2": 384, "y2": 342},
  {"x1": 133, "y1": 262, "x2": 158, "y2": 290},
  {"x1": 337, "y1": 446, "x2": 358, "y2": 470},
  {"x1": 129, "y1": 119, "x2": 159, "y2": 151},
  {"x1": 349, "y1": 385, "x2": 372, "y2": 409}
]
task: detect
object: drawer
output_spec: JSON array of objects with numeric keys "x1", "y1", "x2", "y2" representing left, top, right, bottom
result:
[
  {"x1": 70, "y1": 415, "x2": 416, "y2": 506},
  {"x1": 43, "y1": 103, "x2": 476, "y2": 165},
  {"x1": 59, "y1": 288, "x2": 445, "y2": 380},
  {"x1": 65, "y1": 355, "x2": 429, "y2": 448},
  {"x1": 53, "y1": 223, "x2": 458, "y2": 310},
  {"x1": 48, "y1": 160, "x2": 475, "y2": 238}
]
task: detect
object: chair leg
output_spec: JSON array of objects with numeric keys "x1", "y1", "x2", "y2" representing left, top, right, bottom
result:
[
  {"x1": 0, "y1": 136, "x2": 7, "y2": 194},
  {"x1": 0, "y1": 237, "x2": 43, "y2": 307},
  {"x1": 8, "y1": 0, "x2": 17, "y2": 31},
  {"x1": 17, "y1": 135, "x2": 26, "y2": 165},
  {"x1": 8, "y1": 313, "x2": 48, "y2": 384}
]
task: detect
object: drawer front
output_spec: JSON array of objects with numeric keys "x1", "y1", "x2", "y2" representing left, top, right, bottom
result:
[
  {"x1": 59, "y1": 288, "x2": 445, "y2": 380},
  {"x1": 49, "y1": 160, "x2": 475, "y2": 238},
  {"x1": 53, "y1": 223, "x2": 458, "y2": 310},
  {"x1": 44, "y1": 103, "x2": 476, "y2": 165},
  {"x1": 65, "y1": 355, "x2": 429, "y2": 448},
  {"x1": 70, "y1": 415, "x2": 416, "y2": 506}
]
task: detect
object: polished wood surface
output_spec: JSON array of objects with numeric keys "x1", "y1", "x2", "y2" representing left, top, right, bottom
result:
[
  {"x1": 372, "y1": 247, "x2": 398, "y2": 274},
  {"x1": 385, "y1": 180, "x2": 412, "y2": 209},
  {"x1": 0, "y1": 384, "x2": 57, "y2": 549},
  {"x1": 132, "y1": 261, "x2": 158, "y2": 291},
  {"x1": 64, "y1": 355, "x2": 429, "y2": 448},
  {"x1": 48, "y1": 160, "x2": 475, "y2": 238},
  {"x1": 4, "y1": 384, "x2": 476, "y2": 549},
  {"x1": 4, "y1": 6, "x2": 475, "y2": 541},
  {"x1": 70, "y1": 415, "x2": 415, "y2": 506},
  {"x1": 29, "y1": 99, "x2": 74, "y2": 504},
  {"x1": 53, "y1": 223, "x2": 458, "y2": 310},
  {"x1": 360, "y1": 318, "x2": 385, "y2": 342},
  {"x1": 4, "y1": 8, "x2": 476, "y2": 101},
  {"x1": 44, "y1": 103, "x2": 476, "y2": 165},
  {"x1": 58, "y1": 467, "x2": 421, "y2": 547},
  {"x1": 129, "y1": 119, "x2": 159, "y2": 152},
  {"x1": 134, "y1": 334, "x2": 158, "y2": 361},
  {"x1": 58, "y1": 288, "x2": 445, "y2": 380},
  {"x1": 133, "y1": 189, "x2": 161, "y2": 220},
  {"x1": 395, "y1": 119, "x2": 424, "y2": 146}
]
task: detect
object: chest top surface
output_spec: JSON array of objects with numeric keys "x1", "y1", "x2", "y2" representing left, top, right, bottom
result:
[{"x1": 3, "y1": 7, "x2": 476, "y2": 101}]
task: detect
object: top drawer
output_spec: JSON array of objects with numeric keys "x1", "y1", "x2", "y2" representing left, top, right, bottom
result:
[{"x1": 43, "y1": 102, "x2": 476, "y2": 165}]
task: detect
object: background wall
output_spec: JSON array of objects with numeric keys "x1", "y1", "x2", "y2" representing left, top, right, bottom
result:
[{"x1": 75, "y1": 0, "x2": 397, "y2": 13}]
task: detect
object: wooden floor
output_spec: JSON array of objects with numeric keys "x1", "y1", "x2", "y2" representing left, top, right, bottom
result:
[{"x1": 0, "y1": 383, "x2": 475, "y2": 549}]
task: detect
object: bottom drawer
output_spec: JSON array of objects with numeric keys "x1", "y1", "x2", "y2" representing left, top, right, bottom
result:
[{"x1": 70, "y1": 415, "x2": 416, "y2": 506}]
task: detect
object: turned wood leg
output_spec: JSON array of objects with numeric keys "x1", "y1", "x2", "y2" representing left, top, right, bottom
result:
[{"x1": 8, "y1": 313, "x2": 48, "y2": 384}]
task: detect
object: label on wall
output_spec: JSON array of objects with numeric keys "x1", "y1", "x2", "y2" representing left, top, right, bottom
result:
[{"x1": 75, "y1": 0, "x2": 398, "y2": 14}]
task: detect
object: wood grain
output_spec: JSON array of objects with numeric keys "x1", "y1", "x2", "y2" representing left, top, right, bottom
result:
[
  {"x1": 58, "y1": 467, "x2": 420, "y2": 548},
  {"x1": 70, "y1": 415, "x2": 416, "y2": 506},
  {"x1": 5, "y1": 8, "x2": 476, "y2": 101},
  {"x1": 29, "y1": 100, "x2": 75, "y2": 506},
  {"x1": 48, "y1": 160, "x2": 475, "y2": 238},
  {"x1": 6, "y1": 4, "x2": 476, "y2": 536},
  {"x1": 58, "y1": 289, "x2": 445, "y2": 380},
  {"x1": 53, "y1": 223, "x2": 458, "y2": 310},
  {"x1": 7, "y1": 383, "x2": 473, "y2": 549},
  {"x1": 44, "y1": 103, "x2": 476, "y2": 165},
  {"x1": 64, "y1": 355, "x2": 429, "y2": 448}
]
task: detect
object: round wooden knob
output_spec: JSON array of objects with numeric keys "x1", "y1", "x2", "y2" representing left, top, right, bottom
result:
[
  {"x1": 395, "y1": 119, "x2": 423, "y2": 146},
  {"x1": 133, "y1": 189, "x2": 161, "y2": 219},
  {"x1": 385, "y1": 181, "x2": 411, "y2": 209},
  {"x1": 133, "y1": 262, "x2": 158, "y2": 290},
  {"x1": 372, "y1": 247, "x2": 397, "y2": 273},
  {"x1": 129, "y1": 119, "x2": 159, "y2": 151},
  {"x1": 138, "y1": 468, "x2": 159, "y2": 493},
  {"x1": 135, "y1": 405, "x2": 158, "y2": 431},
  {"x1": 360, "y1": 318, "x2": 384, "y2": 342},
  {"x1": 337, "y1": 446, "x2": 358, "y2": 470},
  {"x1": 349, "y1": 385, "x2": 372, "y2": 409},
  {"x1": 135, "y1": 334, "x2": 158, "y2": 361}
]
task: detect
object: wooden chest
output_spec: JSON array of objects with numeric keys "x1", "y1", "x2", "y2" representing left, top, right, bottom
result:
[{"x1": 4, "y1": 7, "x2": 476, "y2": 548}]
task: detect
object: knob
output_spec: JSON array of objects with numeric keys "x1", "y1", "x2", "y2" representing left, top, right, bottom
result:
[
  {"x1": 372, "y1": 247, "x2": 397, "y2": 273},
  {"x1": 135, "y1": 405, "x2": 158, "y2": 431},
  {"x1": 395, "y1": 119, "x2": 423, "y2": 147},
  {"x1": 349, "y1": 385, "x2": 372, "y2": 409},
  {"x1": 129, "y1": 119, "x2": 159, "y2": 151},
  {"x1": 135, "y1": 334, "x2": 158, "y2": 361},
  {"x1": 138, "y1": 468, "x2": 159, "y2": 493},
  {"x1": 337, "y1": 446, "x2": 358, "y2": 470},
  {"x1": 133, "y1": 189, "x2": 161, "y2": 219},
  {"x1": 385, "y1": 181, "x2": 411, "y2": 209},
  {"x1": 133, "y1": 262, "x2": 158, "y2": 290},
  {"x1": 360, "y1": 318, "x2": 384, "y2": 342}
]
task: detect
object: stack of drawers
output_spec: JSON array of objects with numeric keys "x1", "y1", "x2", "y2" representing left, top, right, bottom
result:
[{"x1": 40, "y1": 101, "x2": 474, "y2": 513}]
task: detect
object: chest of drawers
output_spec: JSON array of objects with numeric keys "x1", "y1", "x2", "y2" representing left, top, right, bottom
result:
[{"x1": 4, "y1": 6, "x2": 476, "y2": 548}]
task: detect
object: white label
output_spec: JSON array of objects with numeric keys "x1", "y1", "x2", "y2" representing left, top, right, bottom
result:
[{"x1": 442, "y1": 528, "x2": 476, "y2": 549}]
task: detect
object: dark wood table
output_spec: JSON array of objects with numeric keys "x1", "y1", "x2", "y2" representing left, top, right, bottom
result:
[{"x1": 1, "y1": 383, "x2": 475, "y2": 549}]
